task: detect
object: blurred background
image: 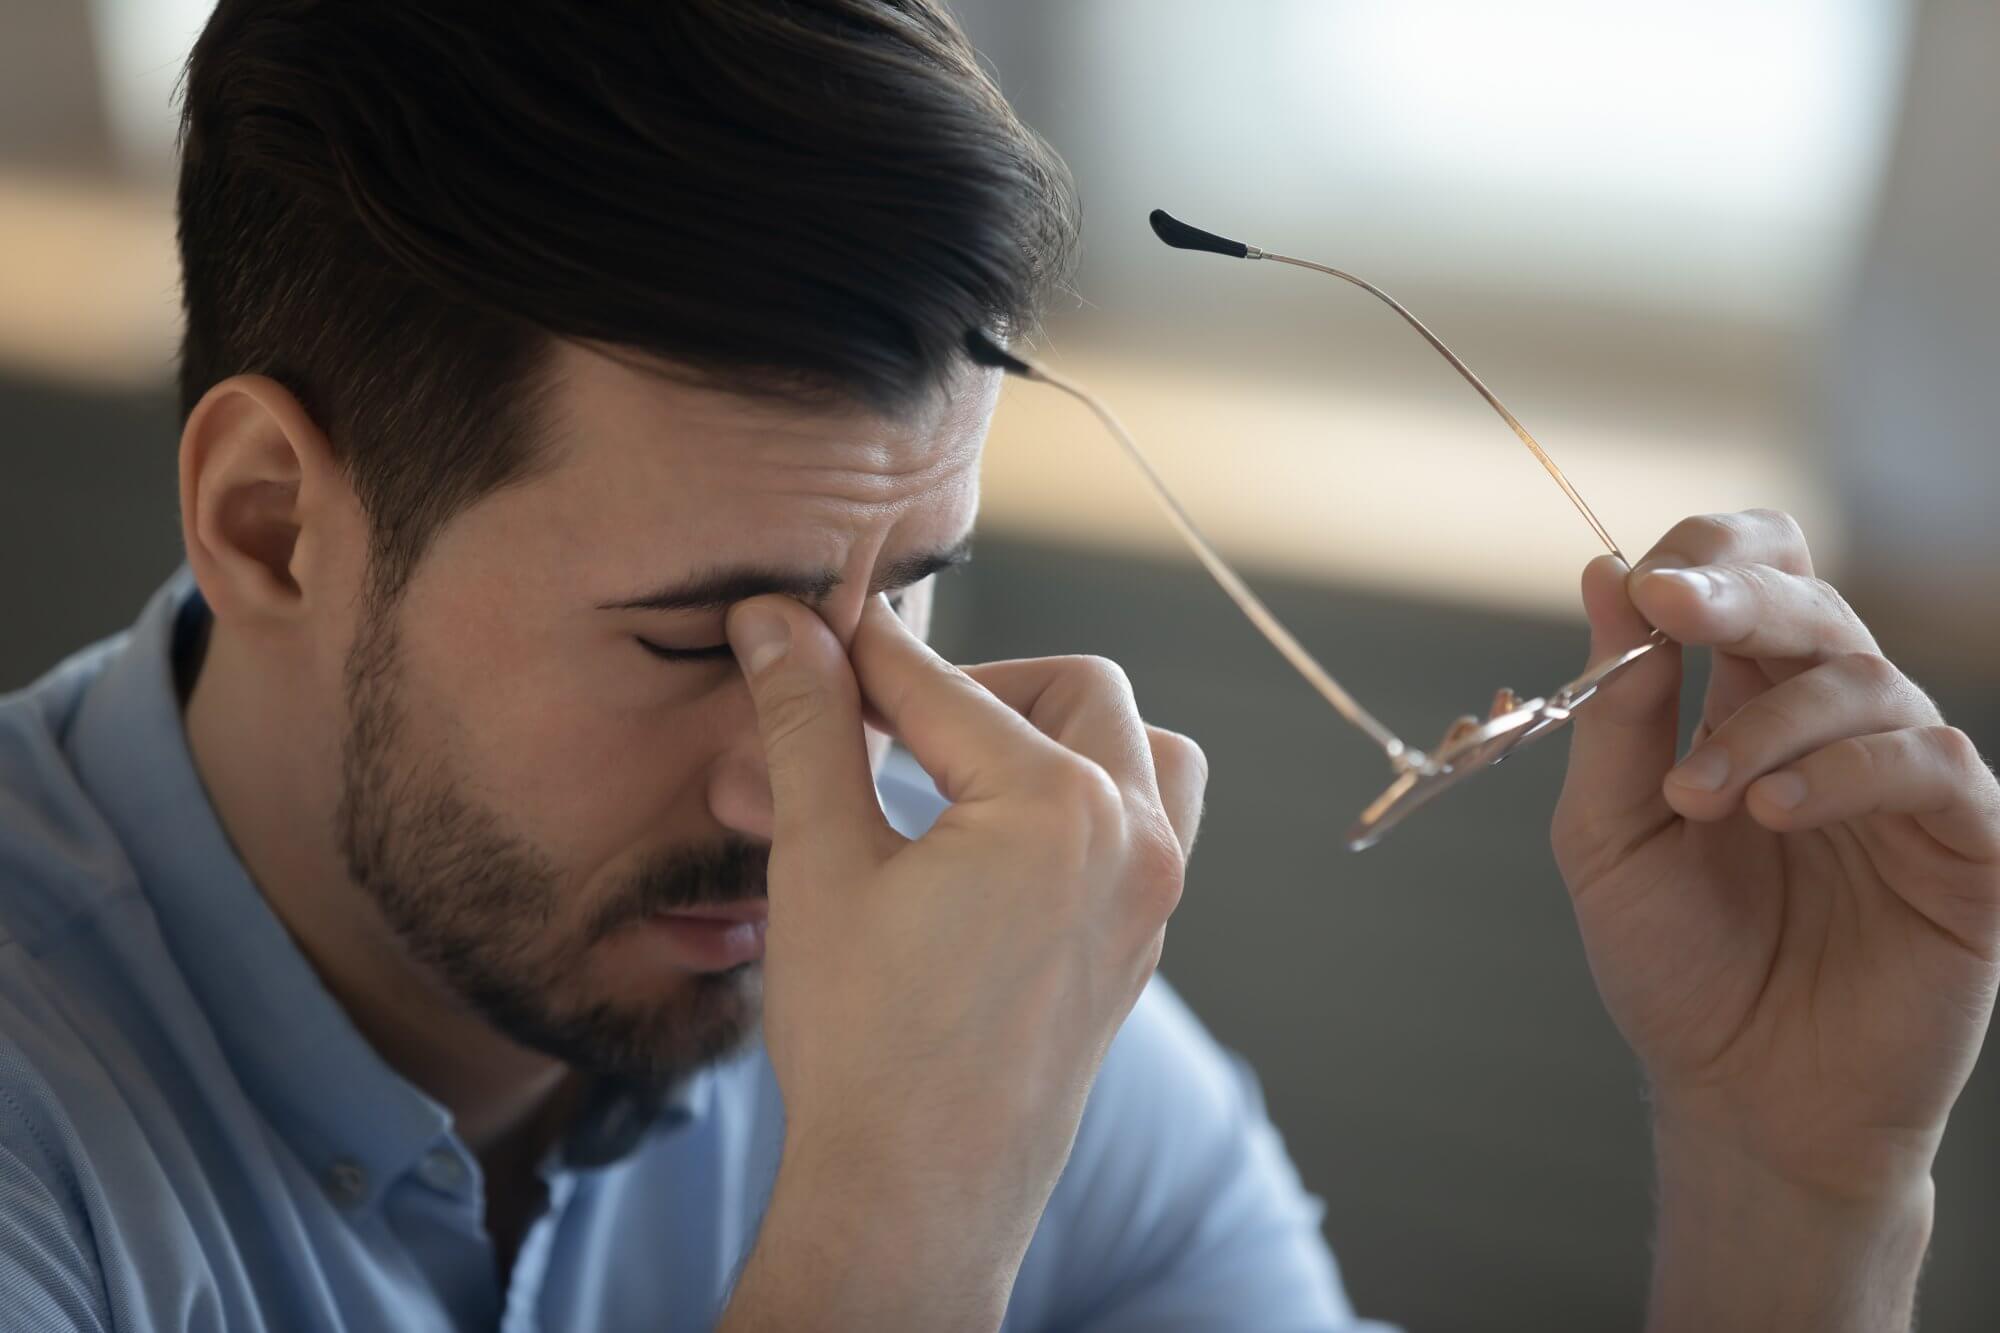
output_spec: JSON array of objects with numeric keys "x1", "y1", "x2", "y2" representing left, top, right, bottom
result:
[{"x1": 3, "y1": 1, "x2": 1995, "y2": 1328}]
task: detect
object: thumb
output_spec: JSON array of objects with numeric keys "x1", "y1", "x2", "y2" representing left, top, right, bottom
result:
[
  {"x1": 1556, "y1": 555, "x2": 1685, "y2": 859},
  {"x1": 725, "y1": 596, "x2": 893, "y2": 868}
]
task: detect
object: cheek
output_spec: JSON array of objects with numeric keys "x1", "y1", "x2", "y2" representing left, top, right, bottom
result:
[
  {"x1": 510, "y1": 699, "x2": 724, "y2": 857},
  {"x1": 401, "y1": 633, "x2": 724, "y2": 864}
]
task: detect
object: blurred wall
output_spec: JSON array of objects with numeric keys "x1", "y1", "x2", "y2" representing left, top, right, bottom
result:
[
  {"x1": 1822, "y1": 0, "x2": 2000, "y2": 674},
  {"x1": 0, "y1": 3, "x2": 111, "y2": 171}
]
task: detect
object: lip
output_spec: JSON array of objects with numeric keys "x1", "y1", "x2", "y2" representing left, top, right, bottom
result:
[
  {"x1": 656, "y1": 900, "x2": 768, "y2": 926},
  {"x1": 640, "y1": 900, "x2": 768, "y2": 972}
]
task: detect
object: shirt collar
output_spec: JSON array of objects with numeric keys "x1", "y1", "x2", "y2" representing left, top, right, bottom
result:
[{"x1": 66, "y1": 571, "x2": 452, "y2": 1210}]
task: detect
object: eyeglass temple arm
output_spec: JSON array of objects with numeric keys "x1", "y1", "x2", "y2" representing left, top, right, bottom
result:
[
  {"x1": 1148, "y1": 209, "x2": 1631, "y2": 564},
  {"x1": 963, "y1": 330, "x2": 1413, "y2": 764}
]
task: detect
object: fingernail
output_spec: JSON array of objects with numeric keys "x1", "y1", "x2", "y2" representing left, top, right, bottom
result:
[
  {"x1": 1668, "y1": 747, "x2": 1731, "y2": 791},
  {"x1": 728, "y1": 605, "x2": 790, "y2": 676},
  {"x1": 1758, "y1": 771, "x2": 1808, "y2": 809},
  {"x1": 1640, "y1": 568, "x2": 1717, "y2": 599}
]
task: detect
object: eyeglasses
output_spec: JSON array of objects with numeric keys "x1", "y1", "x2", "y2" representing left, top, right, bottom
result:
[{"x1": 965, "y1": 209, "x2": 1666, "y2": 851}]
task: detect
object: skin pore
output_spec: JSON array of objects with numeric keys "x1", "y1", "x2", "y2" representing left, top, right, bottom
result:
[{"x1": 179, "y1": 339, "x2": 998, "y2": 1270}]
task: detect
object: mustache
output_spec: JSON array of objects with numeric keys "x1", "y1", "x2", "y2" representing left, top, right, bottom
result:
[{"x1": 582, "y1": 838, "x2": 770, "y2": 946}]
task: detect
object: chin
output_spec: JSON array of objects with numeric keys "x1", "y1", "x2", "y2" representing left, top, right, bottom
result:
[{"x1": 521, "y1": 964, "x2": 766, "y2": 1083}]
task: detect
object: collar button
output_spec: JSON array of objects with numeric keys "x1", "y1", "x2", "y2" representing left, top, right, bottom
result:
[
  {"x1": 325, "y1": 1160, "x2": 368, "y2": 1207},
  {"x1": 418, "y1": 1149, "x2": 467, "y2": 1192}
]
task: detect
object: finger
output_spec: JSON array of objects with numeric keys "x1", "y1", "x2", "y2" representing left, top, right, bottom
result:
[
  {"x1": 1631, "y1": 508, "x2": 1815, "y2": 578},
  {"x1": 1662, "y1": 651, "x2": 1943, "y2": 821},
  {"x1": 1145, "y1": 725, "x2": 1208, "y2": 859},
  {"x1": 1557, "y1": 554, "x2": 1684, "y2": 842},
  {"x1": 959, "y1": 655, "x2": 1159, "y2": 800},
  {"x1": 845, "y1": 594, "x2": 1059, "y2": 805},
  {"x1": 1699, "y1": 650, "x2": 1771, "y2": 733},
  {"x1": 1743, "y1": 726, "x2": 2000, "y2": 862},
  {"x1": 1629, "y1": 510, "x2": 1816, "y2": 728},
  {"x1": 726, "y1": 596, "x2": 898, "y2": 866},
  {"x1": 1626, "y1": 562, "x2": 1878, "y2": 671}
]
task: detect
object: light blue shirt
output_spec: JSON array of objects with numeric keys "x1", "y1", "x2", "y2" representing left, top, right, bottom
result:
[{"x1": 0, "y1": 572, "x2": 1388, "y2": 1332}]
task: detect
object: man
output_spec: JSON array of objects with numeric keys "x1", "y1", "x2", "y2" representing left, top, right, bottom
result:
[{"x1": 1, "y1": 2, "x2": 1994, "y2": 1330}]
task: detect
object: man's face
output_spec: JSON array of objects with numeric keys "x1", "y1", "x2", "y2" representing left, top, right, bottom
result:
[{"x1": 334, "y1": 342, "x2": 995, "y2": 1084}]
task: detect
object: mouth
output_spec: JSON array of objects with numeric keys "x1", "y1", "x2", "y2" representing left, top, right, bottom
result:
[
  {"x1": 641, "y1": 900, "x2": 768, "y2": 972},
  {"x1": 656, "y1": 900, "x2": 768, "y2": 926}
]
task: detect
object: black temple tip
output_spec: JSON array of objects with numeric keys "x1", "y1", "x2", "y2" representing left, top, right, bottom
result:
[
  {"x1": 963, "y1": 328, "x2": 1032, "y2": 376},
  {"x1": 1149, "y1": 208, "x2": 1250, "y2": 259}
]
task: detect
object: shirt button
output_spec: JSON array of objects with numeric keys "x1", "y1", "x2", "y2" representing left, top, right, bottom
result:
[
  {"x1": 418, "y1": 1149, "x2": 466, "y2": 1192},
  {"x1": 325, "y1": 1160, "x2": 368, "y2": 1207}
]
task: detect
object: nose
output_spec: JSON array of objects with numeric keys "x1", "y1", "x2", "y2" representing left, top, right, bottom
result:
[
  {"x1": 704, "y1": 688, "x2": 897, "y2": 842},
  {"x1": 706, "y1": 686, "x2": 776, "y2": 842}
]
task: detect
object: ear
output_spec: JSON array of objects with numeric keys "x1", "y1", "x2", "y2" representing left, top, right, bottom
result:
[{"x1": 178, "y1": 374, "x2": 354, "y2": 630}]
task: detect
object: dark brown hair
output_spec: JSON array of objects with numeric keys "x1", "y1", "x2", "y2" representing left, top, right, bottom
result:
[{"x1": 176, "y1": 0, "x2": 1078, "y2": 600}]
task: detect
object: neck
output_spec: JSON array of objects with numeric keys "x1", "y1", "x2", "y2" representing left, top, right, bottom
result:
[{"x1": 182, "y1": 626, "x2": 573, "y2": 1158}]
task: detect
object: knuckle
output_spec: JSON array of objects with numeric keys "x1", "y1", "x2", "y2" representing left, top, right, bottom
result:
[
  {"x1": 1721, "y1": 559, "x2": 1781, "y2": 601},
  {"x1": 1127, "y1": 827, "x2": 1187, "y2": 920},
  {"x1": 1065, "y1": 654, "x2": 1136, "y2": 705},
  {"x1": 1035, "y1": 757, "x2": 1125, "y2": 850},
  {"x1": 1826, "y1": 733, "x2": 1882, "y2": 781},
  {"x1": 1658, "y1": 513, "x2": 1732, "y2": 562},
  {"x1": 1072, "y1": 756, "x2": 1128, "y2": 817},
  {"x1": 1833, "y1": 649, "x2": 1899, "y2": 692},
  {"x1": 1925, "y1": 725, "x2": 1985, "y2": 774},
  {"x1": 1153, "y1": 727, "x2": 1210, "y2": 784},
  {"x1": 1747, "y1": 507, "x2": 1808, "y2": 551}
]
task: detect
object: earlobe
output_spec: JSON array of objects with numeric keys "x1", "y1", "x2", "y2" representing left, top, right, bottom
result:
[{"x1": 179, "y1": 374, "x2": 342, "y2": 628}]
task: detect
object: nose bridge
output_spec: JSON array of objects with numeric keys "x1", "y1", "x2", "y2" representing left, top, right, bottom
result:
[{"x1": 706, "y1": 675, "x2": 774, "y2": 838}]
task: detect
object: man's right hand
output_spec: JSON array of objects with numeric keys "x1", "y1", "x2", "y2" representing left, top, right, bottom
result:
[{"x1": 716, "y1": 592, "x2": 1204, "y2": 1332}]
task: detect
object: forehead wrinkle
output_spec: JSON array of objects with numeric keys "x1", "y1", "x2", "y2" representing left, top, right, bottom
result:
[
  {"x1": 735, "y1": 415, "x2": 981, "y2": 489},
  {"x1": 746, "y1": 467, "x2": 968, "y2": 520}
]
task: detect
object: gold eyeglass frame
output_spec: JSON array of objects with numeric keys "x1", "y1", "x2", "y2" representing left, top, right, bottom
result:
[{"x1": 966, "y1": 209, "x2": 1665, "y2": 851}]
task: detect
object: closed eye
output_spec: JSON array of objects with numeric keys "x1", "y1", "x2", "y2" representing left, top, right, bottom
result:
[
  {"x1": 636, "y1": 639, "x2": 736, "y2": 663},
  {"x1": 637, "y1": 593, "x2": 910, "y2": 665}
]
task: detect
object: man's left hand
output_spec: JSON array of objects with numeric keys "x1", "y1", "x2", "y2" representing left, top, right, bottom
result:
[{"x1": 1551, "y1": 509, "x2": 2000, "y2": 1329}]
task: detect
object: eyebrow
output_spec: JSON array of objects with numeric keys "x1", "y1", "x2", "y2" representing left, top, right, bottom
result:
[{"x1": 597, "y1": 536, "x2": 975, "y2": 614}]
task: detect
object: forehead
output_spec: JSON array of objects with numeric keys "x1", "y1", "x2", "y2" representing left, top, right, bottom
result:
[{"x1": 529, "y1": 341, "x2": 997, "y2": 558}]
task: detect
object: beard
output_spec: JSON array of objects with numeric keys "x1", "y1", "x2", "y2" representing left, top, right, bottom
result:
[{"x1": 333, "y1": 597, "x2": 766, "y2": 1085}]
